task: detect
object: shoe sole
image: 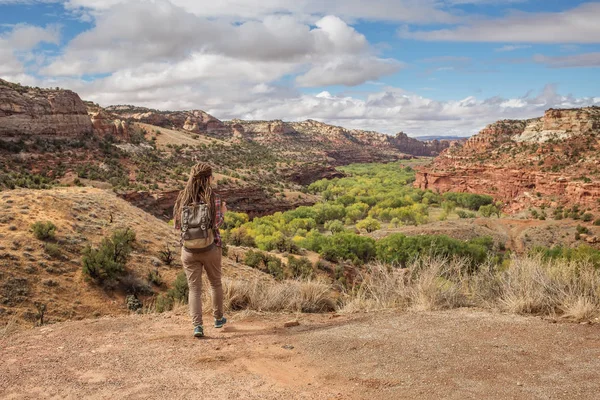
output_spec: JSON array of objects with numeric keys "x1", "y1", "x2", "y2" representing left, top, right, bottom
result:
[
  {"x1": 194, "y1": 333, "x2": 204, "y2": 337},
  {"x1": 214, "y1": 319, "x2": 227, "y2": 329}
]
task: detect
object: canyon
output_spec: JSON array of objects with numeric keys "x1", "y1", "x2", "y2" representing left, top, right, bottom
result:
[
  {"x1": 416, "y1": 107, "x2": 600, "y2": 212},
  {"x1": 0, "y1": 79, "x2": 450, "y2": 219}
]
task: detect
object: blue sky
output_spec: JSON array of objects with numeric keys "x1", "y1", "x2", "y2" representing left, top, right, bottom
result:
[{"x1": 1, "y1": 0, "x2": 599, "y2": 136}]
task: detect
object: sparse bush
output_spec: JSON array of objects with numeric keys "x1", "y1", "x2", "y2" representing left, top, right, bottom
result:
[
  {"x1": 155, "y1": 293, "x2": 174, "y2": 313},
  {"x1": 126, "y1": 295, "x2": 143, "y2": 311},
  {"x1": 31, "y1": 221, "x2": 56, "y2": 240},
  {"x1": 287, "y1": 256, "x2": 314, "y2": 279},
  {"x1": 479, "y1": 204, "x2": 501, "y2": 218},
  {"x1": 147, "y1": 269, "x2": 163, "y2": 286},
  {"x1": 81, "y1": 228, "x2": 136, "y2": 284},
  {"x1": 456, "y1": 210, "x2": 476, "y2": 219},
  {"x1": 582, "y1": 213, "x2": 594, "y2": 222},
  {"x1": 158, "y1": 244, "x2": 174, "y2": 266},
  {"x1": 167, "y1": 271, "x2": 189, "y2": 303},
  {"x1": 44, "y1": 242, "x2": 61, "y2": 259}
]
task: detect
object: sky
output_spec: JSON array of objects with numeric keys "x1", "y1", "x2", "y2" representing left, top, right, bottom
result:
[{"x1": 1, "y1": 0, "x2": 599, "y2": 137}]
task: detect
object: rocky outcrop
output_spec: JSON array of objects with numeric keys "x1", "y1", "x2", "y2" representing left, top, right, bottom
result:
[
  {"x1": 0, "y1": 79, "x2": 93, "y2": 137},
  {"x1": 89, "y1": 109, "x2": 130, "y2": 138},
  {"x1": 282, "y1": 165, "x2": 346, "y2": 186},
  {"x1": 106, "y1": 106, "x2": 230, "y2": 138},
  {"x1": 416, "y1": 106, "x2": 600, "y2": 212}
]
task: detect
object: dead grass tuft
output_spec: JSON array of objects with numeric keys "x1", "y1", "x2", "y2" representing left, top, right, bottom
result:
[
  {"x1": 340, "y1": 255, "x2": 600, "y2": 322},
  {"x1": 223, "y1": 278, "x2": 336, "y2": 313}
]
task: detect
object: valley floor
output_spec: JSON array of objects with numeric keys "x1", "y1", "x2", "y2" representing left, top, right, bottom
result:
[{"x1": 2, "y1": 309, "x2": 600, "y2": 399}]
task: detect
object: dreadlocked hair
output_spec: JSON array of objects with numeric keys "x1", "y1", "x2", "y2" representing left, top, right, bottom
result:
[{"x1": 173, "y1": 162, "x2": 216, "y2": 229}]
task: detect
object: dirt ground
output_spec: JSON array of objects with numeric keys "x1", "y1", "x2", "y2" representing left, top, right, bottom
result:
[{"x1": 2, "y1": 309, "x2": 600, "y2": 399}]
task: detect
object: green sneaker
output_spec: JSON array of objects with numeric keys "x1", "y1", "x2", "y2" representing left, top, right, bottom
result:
[
  {"x1": 193, "y1": 325, "x2": 204, "y2": 337},
  {"x1": 214, "y1": 317, "x2": 227, "y2": 328}
]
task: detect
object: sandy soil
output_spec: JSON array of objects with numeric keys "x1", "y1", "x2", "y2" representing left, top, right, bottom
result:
[{"x1": 2, "y1": 309, "x2": 600, "y2": 399}]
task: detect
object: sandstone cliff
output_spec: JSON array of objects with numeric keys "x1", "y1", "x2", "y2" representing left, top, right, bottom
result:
[
  {"x1": 416, "y1": 107, "x2": 600, "y2": 212},
  {"x1": 106, "y1": 105, "x2": 230, "y2": 138},
  {"x1": 0, "y1": 79, "x2": 93, "y2": 137}
]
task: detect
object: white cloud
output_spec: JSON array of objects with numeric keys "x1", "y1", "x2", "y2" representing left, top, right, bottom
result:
[
  {"x1": 533, "y1": 52, "x2": 600, "y2": 68},
  {"x1": 62, "y1": 0, "x2": 460, "y2": 23},
  {"x1": 296, "y1": 56, "x2": 403, "y2": 87},
  {"x1": 494, "y1": 44, "x2": 531, "y2": 52},
  {"x1": 0, "y1": 23, "x2": 60, "y2": 77},
  {"x1": 400, "y1": 3, "x2": 600, "y2": 43},
  {"x1": 43, "y1": 2, "x2": 398, "y2": 88}
]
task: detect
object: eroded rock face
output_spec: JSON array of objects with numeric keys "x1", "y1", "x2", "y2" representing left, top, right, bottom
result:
[
  {"x1": 416, "y1": 106, "x2": 600, "y2": 212},
  {"x1": 0, "y1": 79, "x2": 93, "y2": 137},
  {"x1": 107, "y1": 106, "x2": 230, "y2": 137},
  {"x1": 90, "y1": 109, "x2": 130, "y2": 138}
]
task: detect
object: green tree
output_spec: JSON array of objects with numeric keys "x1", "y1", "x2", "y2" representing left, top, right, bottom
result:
[
  {"x1": 356, "y1": 217, "x2": 381, "y2": 233},
  {"x1": 324, "y1": 220, "x2": 345, "y2": 234}
]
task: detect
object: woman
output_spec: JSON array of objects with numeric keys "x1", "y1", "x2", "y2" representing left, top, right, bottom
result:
[{"x1": 173, "y1": 162, "x2": 227, "y2": 338}]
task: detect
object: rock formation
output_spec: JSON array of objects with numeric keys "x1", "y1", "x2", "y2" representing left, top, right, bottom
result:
[
  {"x1": 416, "y1": 107, "x2": 600, "y2": 212},
  {"x1": 106, "y1": 105, "x2": 230, "y2": 138},
  {"x1": 0, "y1": 79, "x2": 93, "y2": 137}
]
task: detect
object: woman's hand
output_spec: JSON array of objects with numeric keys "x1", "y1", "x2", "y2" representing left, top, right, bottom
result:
[{"x1": 221, "y1": 201, "x2": 227, "y2": 214}]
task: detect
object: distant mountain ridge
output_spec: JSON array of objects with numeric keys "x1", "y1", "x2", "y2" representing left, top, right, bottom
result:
[{"x1": 106, "y1": 105, "x2": 450, "y2": 157}]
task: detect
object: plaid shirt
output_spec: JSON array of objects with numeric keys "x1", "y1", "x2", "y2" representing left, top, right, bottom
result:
[{"x1": 213, "y1": 194, "x2": 224, "y2": 247}]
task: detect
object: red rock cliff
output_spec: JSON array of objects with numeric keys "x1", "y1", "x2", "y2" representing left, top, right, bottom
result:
[{"x1": 0, "y1": 79, "x2": 93, "y2": 137}]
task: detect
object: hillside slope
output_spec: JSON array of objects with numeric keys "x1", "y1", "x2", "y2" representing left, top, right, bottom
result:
[
  {"x1": 0, "y1": 187, "x2": 262, "y2": 327},
  {"x1": 2, "y1": 309, "x2": 599, "y2": 399}
]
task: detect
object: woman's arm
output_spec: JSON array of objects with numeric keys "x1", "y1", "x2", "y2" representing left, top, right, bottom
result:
[{"x1": 214, "y1": 195, "x2": 226, "y2": 228}]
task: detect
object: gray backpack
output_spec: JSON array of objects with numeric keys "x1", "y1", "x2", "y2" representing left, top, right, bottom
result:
[{"x1": 180, "y1": 202, "x2": 215, "y2": 251}]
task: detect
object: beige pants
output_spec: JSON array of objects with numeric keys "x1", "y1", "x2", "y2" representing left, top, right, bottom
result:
[{"x1": 181, "y1": 246, "x2": 224, "y2": 327}]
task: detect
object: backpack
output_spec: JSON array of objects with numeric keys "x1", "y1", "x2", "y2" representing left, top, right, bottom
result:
[{"x1": 180, "y1": 202, "x2": 215, "y2": 251}]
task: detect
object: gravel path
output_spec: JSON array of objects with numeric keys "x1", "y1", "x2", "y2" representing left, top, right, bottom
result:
[{"x1": 2, "y1": 309, "x2": 600, "y2": 399}]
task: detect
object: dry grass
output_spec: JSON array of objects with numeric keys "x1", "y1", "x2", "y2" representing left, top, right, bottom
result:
[
  {"x1": 1, "y1": 315, "x2": 21, "y2": 339},
  {"x1": 223, "y1": 278, "x2": 336, "y2": 313},
  {"x1": 339, "y1": 255, "x2": 600, "y2": 322},
  {"x1": 148, "y1": 254, "x2": 600, "y2": 323}
]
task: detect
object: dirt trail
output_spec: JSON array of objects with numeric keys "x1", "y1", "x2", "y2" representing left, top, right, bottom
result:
[{"x1": 2, "y1": 309, "x2": 600, "y2": 399}]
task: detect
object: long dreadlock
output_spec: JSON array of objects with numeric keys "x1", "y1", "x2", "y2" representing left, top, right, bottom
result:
[{"x1": 173, "y1": 162, "x2": 216, "y2": 229}]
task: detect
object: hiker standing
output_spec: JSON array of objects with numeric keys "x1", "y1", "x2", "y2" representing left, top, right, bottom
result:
[{"x1": 173, "y1": 162, "x2": 227, "y2": 337}]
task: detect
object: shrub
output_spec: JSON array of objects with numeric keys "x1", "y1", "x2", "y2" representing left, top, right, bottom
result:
[
  {"x1": 31, "y1": 221, "x2": 56, "y2": 240},
  {"x1": 456, "y1": 210, "x2": 476, "y2": 219},
  {"x1": 44, "y1": 242, "x2": 61, "y2": 259},
  {"x1": 158, "y1": 244, "x2": 174, "y2": 266},
  {"x1": 582, "y1": 213, "x2": 594, "y2": 222},
  {"x1": 356, "y1": 217, "x2": 381, "y2": 233},
  {"x1": 320, "y1": 232, "x2": 376, "y2": 265},
  {"x1": 443, "y1": 192, "x2": 493, "y2": 211},
  {"x1": 267, "y1": 259, "x2": 284, "y2": 280},
  {"x1": 155, "y1": 293, "x2": 174, "y2": 312},
  {"x1": 324, "y1": 220, "x2": 345, "y2": 234},
  {"x1": 576, "y1": 225, "x2": 590, "y2": 235},
  {"x1": 147, "y1": 269, "x2": 163, "y2": 286},
  {"x1": 244, "y1": 250, "x2": 264, "y2": 268},
  {"x1": 479, "y1": 204, "x2": 501, "y2": 218},
  {"x1": 287, "y1": 256, "x2": 314, "y2": 279},
  {"x1": 375, "y1": 233, "x2": 490, "y2": 269},
  {"x1": 82, "y1": 228, "x2": 136, "y2": 284},
  {"x1": 167, "y1": 271, "x2": 189, "y2": 303}
]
